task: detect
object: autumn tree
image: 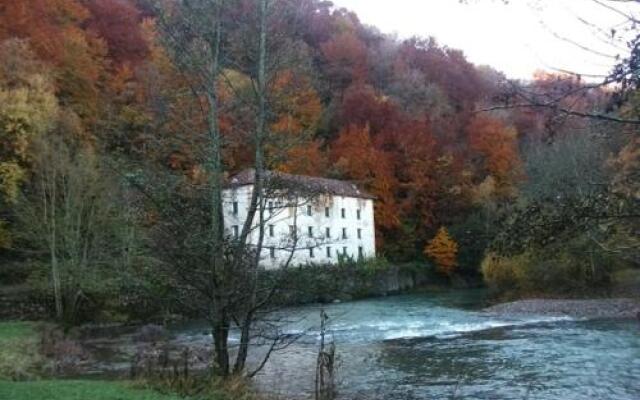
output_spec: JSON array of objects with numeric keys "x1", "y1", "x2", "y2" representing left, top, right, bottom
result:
[
  {"x1": 467, "y1": 115, "x2": 523, "y2": 200},
  {"x1": 0, "y1": 39, "x2": 59, "y2": 248},
  {"x1": 321, "y1": 30, "x2": 368, "y2": 93},
  {"x1": 83, "y1": 0, "x2": 149, "y2": 66},
  {"x1": 331, "y1": 124, "x2": 399, "y2": 233},
  {"x1": 266, "y1": 70, "x2": 326, "y2": 175},
  {"x1": 425, "y1": 227, "x2": 459, "y2": 276}
]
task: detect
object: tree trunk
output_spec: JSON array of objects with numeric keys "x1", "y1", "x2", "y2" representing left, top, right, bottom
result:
[
  {"x1": 232, "y1": 0, "x2": 268, "y2": 376},
  {"x1": 213, "y1": 316, "x2": 230, "y2": 376}
]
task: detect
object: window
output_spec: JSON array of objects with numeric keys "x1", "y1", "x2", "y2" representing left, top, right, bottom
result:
[
  {"x1": 307, "y1": 205, "x2": 312, "y2": 216},
  {"x1": 357, "y1": 228, "x2": 362, "y2": 239},
  {"x1": 325, "y1": 207, "x2": 330, "y2": 217},
  {"x1": 309, "y1": 248, "x2": 315, "y2": 258},
  {"x1": 326, "y1": 246, "x2": 332, "y2": 258},
  {"x1": 308, "y1": 226, "x2": 313, "y2": 238},
  {"x1": 270, "y1": 247, "x2": 275, "y2": 259},
  {"x1": 342, "y1": 228, "x2": 347, "y2": 239},
  {"x1": 358, "y1": 246, "x2": 364, "y2": 258},
  {"x1": 325, "y1": 227, "x2": 331, "y2": 238},
  {"x1": 341, "y1": 208, "x2": 346, "y2": 218},
  {"x1": 232, "y1": 201, "x2": 239, "y2": 215},
  {"x1": 357, "y1": 209, "x2": 361, "y2": 220},
  {"x1": 343, "y1": 246, "x2": 348, "y2": 256},
  {"x1": 268, "y1": 201, "x2": 274, "y2": 214},
  {"x1": 269, "y1": 225, "x2": 274, "y2": 237},
  {"x1": 289, "y1": 225, "x2": 296, "y2": 237},
  {"x1": 232, "y1": 225, "x2": 239, "y2": 239}
]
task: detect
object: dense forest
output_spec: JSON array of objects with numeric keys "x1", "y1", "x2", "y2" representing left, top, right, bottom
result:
[
  {"x1": 0, "y1": 0, "x2": 638, "y2": 327},
  {"x1": 1, "y1": 1, "x2": 640, "y2": 398}
]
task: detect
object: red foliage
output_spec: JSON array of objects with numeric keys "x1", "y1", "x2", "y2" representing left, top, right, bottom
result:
[
  {"x1": 321, "y1": 30, "x2": 369, "y2": 91},
  {"x1": 83, "y1": 0, "x2": 149, "y2": 66},
  {"x1": 339, "y1": 83, "x2": 403, "y2": 137}
]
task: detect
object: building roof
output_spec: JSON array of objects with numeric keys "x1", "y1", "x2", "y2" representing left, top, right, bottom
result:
[{"x1": 226, "y1": 169, "x2": 376, "y2": 200}]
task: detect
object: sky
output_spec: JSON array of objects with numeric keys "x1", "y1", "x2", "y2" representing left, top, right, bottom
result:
[{"x1": 331, "y1": 0, "x2": 639, "y2": 81}]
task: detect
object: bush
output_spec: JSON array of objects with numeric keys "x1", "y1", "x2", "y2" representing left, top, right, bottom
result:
[
  {"x1": 480, "y1": 252, "x2": 523, "y2": 295},
  {"x1": 482, "y1": 236, "x2": 620, "y2": 297}
]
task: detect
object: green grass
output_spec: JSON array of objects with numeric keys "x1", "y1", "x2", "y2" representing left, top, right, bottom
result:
[
  {"x1": 0, "y1": 322, "x2": 242, "y2": 400},
  {"x1": 0, "y1": 380, "x2": 187, "y2": 400},
  {"x1": 0, "y1": 321, "x2": 44, "y2": 380},
  {"x1": 0, "y1": 321, "x2": 36, "y2": 342}
]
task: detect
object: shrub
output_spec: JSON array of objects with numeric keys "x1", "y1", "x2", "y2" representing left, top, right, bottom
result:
[
  {"x1": 482, "y1": 235, "x2": 620, "y2": 297},
  {"x1": 424, "y1": 227, "x2": 458, "y2": 276},
  {"x1": 481, "y1": 252, "x2": 525, "y2": 295}
]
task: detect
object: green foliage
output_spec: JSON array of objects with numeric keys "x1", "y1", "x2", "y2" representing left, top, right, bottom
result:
[
  {"x1": 332, "y1": 255, "x2": 392, "y2": 276},
  {"x1": 15, "y1": 137, "x2": 153, "y2": 325},
  {"x1": 448, "y1": 209, "x2": 496, "y2": 275}
]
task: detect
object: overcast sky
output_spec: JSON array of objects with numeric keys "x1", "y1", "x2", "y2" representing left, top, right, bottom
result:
[{"x1": 331, "y1": 0, "x2": 639, "y2": 81}]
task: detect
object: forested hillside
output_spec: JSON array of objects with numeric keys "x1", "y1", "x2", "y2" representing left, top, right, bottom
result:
[{"x1": 0, "y1": 0, "x2": 638, "y2": 312}]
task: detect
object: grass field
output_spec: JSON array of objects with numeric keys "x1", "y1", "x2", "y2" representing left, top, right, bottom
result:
[
  {"x1": 0, "y1": 380, "x2": 187, "y2": 400},
  {"x1": 0, "y1": 321, "x2": 35, "y2": 342},
  {"x1": 0, "y1": 321, "x2": 246, "y2": 400},
  {"x1": 0, "y1": 321, "x2": 43, "y2": 380}
]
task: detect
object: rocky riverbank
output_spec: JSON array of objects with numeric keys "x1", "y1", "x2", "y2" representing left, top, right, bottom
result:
[{"x1": 485, "y1": 298, "x2": 640, "y2": 320}]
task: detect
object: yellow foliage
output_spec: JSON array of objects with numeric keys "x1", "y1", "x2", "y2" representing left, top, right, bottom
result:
[
  {"x1": 480, "y1": 252, "x2": 521, "y2": 292},
  {"x1": 0, "y1": 162, "x2": 26, "y2": 202},
  {"x1": 424, "y1": 227, "x2": 458, "y2": 276},
  {"x1": 0, "y1": 219, "x2": 11, "y2": 249},
  {"x1": 610, "y1": 137, "x2": 640, "y2": 200},
  {"x1": 0, "y1": 40, "x2": 61, "y2": 246}
]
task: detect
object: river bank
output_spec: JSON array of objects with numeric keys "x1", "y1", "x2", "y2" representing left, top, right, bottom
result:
[
  {"x1": 485, "y1": 298, "x2": 640, "y2": 320},
  {"x1": 3, "y1": 290, "x2": 640, "y2": 399}
]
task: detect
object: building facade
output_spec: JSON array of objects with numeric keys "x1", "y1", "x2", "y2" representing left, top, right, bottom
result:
[{"x1": 223, "y1": 170, "x2": 376, "y2": 269}]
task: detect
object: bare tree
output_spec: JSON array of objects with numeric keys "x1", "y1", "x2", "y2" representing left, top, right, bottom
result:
[
  {"x1": 16, "y1": 136, "x2": 137, "y2": 325},
  {"x1": 143, "y1": 0, "x2": 329, "y2": 379}
]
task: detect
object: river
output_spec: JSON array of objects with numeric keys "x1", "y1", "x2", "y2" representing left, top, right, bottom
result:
[{"x1": 87, "y1": 290, "x2": 640, "y2": 399}]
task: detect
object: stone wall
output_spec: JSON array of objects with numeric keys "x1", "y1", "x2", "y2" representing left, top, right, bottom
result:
[{"x1": 275, "y1": 263, "x2": 442, "y2": 305}]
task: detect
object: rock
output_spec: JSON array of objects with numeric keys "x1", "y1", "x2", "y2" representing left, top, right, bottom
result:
[{"x1": 484, "y1": 298, "x2": 640, "y2": 320}]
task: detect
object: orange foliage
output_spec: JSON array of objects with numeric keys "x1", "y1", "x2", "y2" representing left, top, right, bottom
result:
[
  {"x1": 276, "y1": 140, "x2": 328, "y2": 177},
  {"x1": 0, "y1": 0, "x2": 106, "y2": 122},
  {"x1": 424, "y1": 227, "x2": 458, "y2": 276},
  {"x1": 268, "y1": 70, "x2": 325, "y2": 175},
  {"x1": 270, "y1": 70, "x2": 322, "y2": 134},
  {"x1": 467, "y1": 115, "x2": 523, "y2": 199},
  {"x1": 332, "y1": 124, "x2": 399, "y2": 230},
  {"x1": 321, "y1": 31, "x2": 368, "y2": 89}
]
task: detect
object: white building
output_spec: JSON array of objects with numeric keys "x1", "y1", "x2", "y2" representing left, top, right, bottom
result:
[{"x1": 223, "y1": 169, "x2": 376, "y2": 269}]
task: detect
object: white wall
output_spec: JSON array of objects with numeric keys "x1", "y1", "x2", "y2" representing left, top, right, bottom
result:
[{"x1": 222, "y1": 185, "x2": 376, "y2": 269}]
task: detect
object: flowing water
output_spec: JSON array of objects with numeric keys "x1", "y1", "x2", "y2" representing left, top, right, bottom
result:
[
  {"x1": 87, "y1": 290, "x2": 640, "y2": 399},
  {"x1": 243, "y1": 291, "x2": 640, "y2": 399}
]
